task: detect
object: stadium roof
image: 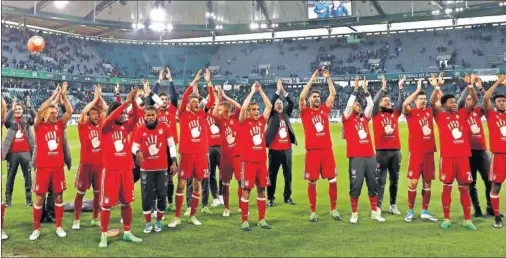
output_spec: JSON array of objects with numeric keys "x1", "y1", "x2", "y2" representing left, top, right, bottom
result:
[{"x1": 1, "y1": 0, "x2": 503, "y2": 40}]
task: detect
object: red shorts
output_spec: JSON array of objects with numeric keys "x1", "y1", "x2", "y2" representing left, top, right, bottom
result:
[
  {"x1": 101, "y1": 169, "x2": 135, "y2": 206},
  {"x1": 220, "y1": 155, "x2": 241, "y2": 183},
  {"x1": 33, "y1": 167, "x2": 67, "y2": 194},
  {"x1": 407, "y1": 152, "x2": 435, "y2": 181},
  {"x1": 490, "y1": 153, "x2": 506, "y2": 184},
  {"x1": 240, "y1": 161, "x2": 269, "y2": 189},
  {"x1": 439, "y1": 157, "x2": 472, "y2": 184},
  {"x1": 304, "y1": 148, "x2": 337, "y2": 181},
  {"x1": 75, "y1": 164, "x2": 102, "y2": 192},
  {"x1": 178, "y1": 153, "x2": 209, "y2": 180}
]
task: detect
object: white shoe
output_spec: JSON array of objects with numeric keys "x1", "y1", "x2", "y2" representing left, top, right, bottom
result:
[
  {"x1": 389, "y1": 205, "x2": 401, "y2": 215},
  {"x1": 167, "y1": 217, "x2": 181, "y2": 228},
  {"x1": 223, "y1": 209, "x2": 230, "y2": 217},
  {"x1": 218, "y1": 195, "x2": 224, "y2": 205},
  {"x1": 376, "y1": 207, "x2": 382, "y2": 217},
  {"x1": 143, "y1": 223, "x2": 153, "y2": 233},
  {"x1": 211, "y1": 198, "x2": 221, "y2": 207},
  {"x1": 183, "y1": 207, "x2": 191, "y2": 217},
  {"x1": 2, "y1": 229, "x2": 8, "y2": 240},
  {"x1": 29, "y1": 229, "x2": 40, "y2": 241},
  {"x1": 120, "y1": 218, "x2": 123, "y2": 224},
  {"x1": 371, "y1": 211, "x2": 386, "y2": 222},
  {"x1": 72, "y1": 220, "x2": 81, "y2": 230},
  {"x1": 190, "y1": 216, "x2": 202, "y2": 226},
  {"x1": 56, "y1": 227, "x2": 67, "y2": 238},
  {"x1": 350, "y1": 212, "x2": 359, "y2": 224}
]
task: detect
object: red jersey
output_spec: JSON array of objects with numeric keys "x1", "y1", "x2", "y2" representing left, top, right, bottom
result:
[
  {"x1": 405, "y1": 107, "x2": 437, "y2": 154},
  {"x1": 157, "y1": 105, "x2": 179, "y2": 144},
  {"x1": 34, "y1": 120, "x2": 66, "y2": 168},
  {"x1": 269, "y1": 116, "x2": 291, "y2": 151},
  {"x1": 9, "y1": 117, "x2": 31, "y2": 153},
  {"x1": 129, "y1": 108, "x2": 145, "y2": 141},
  {"x1": 216, "y1": 112, "x2": 240, "y2": 157},
  {"x1": 372, "y1": 111, "x2": 401, "y2": 150},
  {"x1": 342, "y1": 114, "x2": 375, "y2": 158},
  {"x1": 133, "y1": 122, "x2": 172, "y2": 171},
  {"x1": 466, "y1": 107, "x2": 486, "y2": 151},
  {"x1": 485, "y1": 109, "x2": 506, "y2": 153},
  {"x1": 300, "y1": 105, "x2": 332, "y2": 150},
  {"x1": 206, "y1": 110, "x2": 221, "y2": 147},
  {"x1": 240, "y1": 116, "x2": 267, "y2": 162},
  {"x1": 101, "y1": 101, "x2": 138, "y2": 170},
  {"x1": 435, "y1": 108, "x2": 471, "y2": 158},
  {"x1": 78, "y1": 122, "x2": 102, "y2": 165}
]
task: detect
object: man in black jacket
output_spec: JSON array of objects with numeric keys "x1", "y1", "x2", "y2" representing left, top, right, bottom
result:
[{"x1": 266, "y1": 80, "x2": 297, "y2": 207}]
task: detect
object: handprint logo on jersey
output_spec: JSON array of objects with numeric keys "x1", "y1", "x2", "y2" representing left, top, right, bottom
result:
[
  {"x1": 250, "y1": 126, "x2": 263, "y2": 146},
  {"x1": 497, "y1": 118, "x2": 506, "y2": 137},
  {"x1": 45, "y1": 131, "x2": 59, "y2": 151},
  {"x1": 312, "y1": 115, "x2": 324, "y2": 133},
  {"x1": 381, "y1": 117, "x2": 395, "y2": 135},
  {"x1": 189, "y1": 120, "x2": 201, "y2": 138},
  {"x1": 447, "y1": 120, "x2": 462, "y2": 139},
  {"x1": 207, "y1": 117, "x2": 220, "y2": 135},
  {"x1": 145, "y1": 135, "x2": 161, "y2": 156},
  {"x1": 89, "y1": 130, "x2": 101, "y2": 149},
  {"x1": 15, "y1": 128, "x2": 24, "y2": 139},
  {"x1": 225, "y1": 127, "x2": 236, "y2": 145},
  {"x1": 419, "y1": 117, "x2": 432, "y2": 136},
  {"x1": 355, "y1": 122, "x2": 368, "y2": 140},
  {"x1": 159, "y1": 116, "x2": 169, "y2": 124},
  {"x1": 467, "y1": 116, "x2": 481, "y2": 135},
  {"x1": 279, "y1": 120, "x2": 288, "y2": 139},
  {"x1": 112, "y1": 131, "x2": 125, "y2": 152}
]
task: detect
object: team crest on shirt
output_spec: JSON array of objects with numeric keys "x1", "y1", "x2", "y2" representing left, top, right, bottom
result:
[
  {"x1": 244, "y1": 180, "x2": 250, "y2": 187},
  {"x1": 35, "y1": 185, "x2": 39, "y2": 191},
  {"x1": 426, "y1": 113, "x2": 429, "y2": 117},
  {"x1": 492, "y1": 174, "x2": 496, "y2": 180},
  {"x1": 143, "y1": 133, "x2": 147, "y2": 136},
  {"x1": 54, "y1": 125, "x2": 58, "y2": 130},
  {"x1": 441, "y1": 174, "x2": 446, "y2": 180},
  {"x1": 334, "y1": 168, "x2": 338, "y2": 176},
  {"x1": 473, "y1": 112, "x2": 477, "y2": 116},
  {"x1": 159, "y1": 129, "x2": 163, "y2": 134},
  {"x1": 230, "y1": 120, "x2": 234, "y2": 125},
  {"x1": 456, "y1": 115, "x2": 459, "y2": 119},
  {"x1": 104, "y1": 197, "x2": 109, "y2": 204},
  {"x1": 408, "y1": 171, "x2": 413, "y2": 177},
  {"x1": 121, "y1": 126, "x2": 125, "y2": 130},
  {"x1": 165, "y1": 111, "x2": 169, "y2": 115},
  {"x1": 305, "y1": 173, "x2": 309, "y2": 178}
]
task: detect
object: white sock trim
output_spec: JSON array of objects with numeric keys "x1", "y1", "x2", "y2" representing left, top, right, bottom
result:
[
  {"x1": 77, "y1": 190, "x2": 86, "y2": 195},
  {"x1": 34, "y1": 204, "x2": 42, "y2": 209},
  {"x1": 423, "y1": 188, "x2": 431, "y2": 191},
  {"x1": 328, "y1": 178, "x2": 337, "y2": 183},
  {"x1": 101, "y1": 207, "x2": 111, "y2": 211},
  {"x1": 240, "y1": 198, "x2": 249, "y2": 203},
  {"x1": 55, "y1": 203, "x2": 64, "y2": 207},
  {"x1": 176, "y1": 193, "x2": 184, "y2": 196},
  {"x1": 408, "y1": 188, "x2": 417, "y2": 192},
  {"x1": 257, "y1": 197, "x2": 266, "y2": 201},
  {"x1": 191, "y1": 195, "x2": 201, "y2": 199},
  {"x1": 490, "y1": 194, "x2": 500, "y2": 199},
  {"x1": 143, "y1": 211, "x2": 152, "y2": 215}
]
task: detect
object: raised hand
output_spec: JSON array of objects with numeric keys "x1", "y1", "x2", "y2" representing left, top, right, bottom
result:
[
  {"x1": 416, "y1": 78, "x2": 423, "y2": 91},
  {"x1": 471, "y1": 74, "x2": 478, "y2": 85},
  {"x1": 126, "y1": 87, "x2": 138, "y2": 104},
  {"x1": 11, "y1": 96, "x2": 17, "y2": 110},
  {"x1": 276, "y1": 79, "x2": 283, "y2": 92},
  {"x1": 310, "y1": 69, "x2": 319, "y2": 83},
  {"x1": 398, "y1": 75, "x2": 406, "y2": 90},
  {"x1": 158, "y1": 69, "x2": 165, "y2": 82},
  {"x1": 250, "y1": 82, "x2": 257, "y2": 93},
  {"x1": 165, "y1": 67, "x2": 172, "y2": 81},
  {"x1": 204, "y1": 68, "x2": 211, "y2": 82},
  {"x1": 143, "y1": 79, "x2": 151, "y2": 97},
  {"x1": 361, "y1": 76, "x2": 368, "y2": 93},
  {"x1": 381, "y1": 75, "x2": 387, "y2": 90},
  {"x1": 115, "y1": 83, "x2": 120, "y2": 94},
  {"x1": 353, "y1": 75, "x2": 360, "y2": 90},
  {"x1": 437, "y1": 72, "x2": 445, "y2": 86},
  {"x1": 26, "y1": 95, "x2": 31, "y2": 107},
  {"x1": 475, "y1": 77, "x2": 483, "y2": 90},
  {"x1": 61, "y1": 81, "x2": 68, "y2": 95},
  {"x1": 429, "y1": 73, "x2": 438, "y2": 87},
  {"x1": 255, "y1": 82, "x2": 262, "y2": 92},
  {"x1": 321, "y1": 69, "x2": 331, "y2": 79}
]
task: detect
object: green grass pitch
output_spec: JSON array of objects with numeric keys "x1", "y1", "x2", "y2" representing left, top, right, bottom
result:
[{"x1": 1, "y1": 123, "x2": 505, "y2": 257}]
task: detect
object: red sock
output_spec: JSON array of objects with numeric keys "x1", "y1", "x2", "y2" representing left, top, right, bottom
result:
[
  {"x1": 350, "y1": 196, "x2": 358, "y2": 213},
  {"x1": 328, "y1": 180, "x2": 338, "y2": 210},
  {"x1": 190, "y1": 192, "x2": 201, "y2": 216},
  {"x1": 156, "y1": 211, "x2": 164, "y2": 221},
  {"x1": 121, "y1": 204, "x2": 132, "y2": 232},
  {"x1": 175, "y1": 191, "x2": 184, "y2": 217},
  {"x1": 369, "y1": 195, "x2": 378, "y2": 211},
  {"x1": 458, "y1": 185, "x2": 471, "y2": 220},
  {"x1": 143, "y1": 211, "x2": 152, "y2": 223},
  {"x1": 33, "y1": 204, "x2": 42, "y2": 230},
  {"x1": 257, "y1": 198, "x2": 266, "y2": 221},
  {"x1": 74, "y1": 193, "x2": 84, "y2": 220},
  {"x1": 92, "y1": 191, "x2": 100, "y2": 219},
  {"x1": 308, "y1": 182, "x2": 317, "y2": 213},
  {"x1": 237, "y1": 185, "x2": 242, "y2": 208},
  {"x1": 240, "y1": 198, "x2": 249, "y2": 222},
  {"x1": 55, "y1": 203, "x2": 64, "y2": 228},
  {"x1": 408, "y1": 187, "x2": 417, "y2": 210},
  {"x1": 442, "y1": 184, "x2": 452, "y2": 220},
  {"x1": 490, "y1": 193, "x2": 500, "y2": 217},
  {"x1": 100, "y1": 207, "x2": 111, "y2": 233},
  {"x1": 422, "y1": 188, "x2": 431, "y2": 211},
  {"x1": 223, "y1": 183, "x2": 230, "y2": 210},
  {"x1": 1, "y1": 203, "x2": 5, "y2": 229}
]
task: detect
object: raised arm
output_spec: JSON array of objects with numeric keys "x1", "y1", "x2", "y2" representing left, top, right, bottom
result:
[
  {"x1": 283, "y1": 87, "x2": 294, "y2": 116},
  {"x1": 60, "y1": 82, "x2": 74, "y2": 125},
  {"x1": 322, "y1": 69, "x2": 336, "y2": 109},
  {"x1": 257, "y1": 83, "x2": 273, "y2": 120},
  {"x1": 239, "y1": 83, "x2": 256, "y2": 123},
  {"x1": 178, "y1": 85, "x2": 193, "y2": 114},
  {"x1": 429, "y1": 73, "x2": 442, "y2": 117},
  {"x1": 458, "y1": 74, "x2": 472, "y2": 110},
  {"x1": 299, "y1": 70, "x2": 319, "y2": 111},
  {"x1": 79, "y1": 86, "x2": 100, "y2": 124},
  {"x1": 26, "y1": 95, "x2": 36, "y2": 126},
  {"x1": 114, "y1": 83, "x2": 122, "y2": 103},
  {"x1": 362, "y1": 77, "x2": 374, "y2": 119},
  {"x1": 402, "y1": 79, "x2": 422, "y2": 115},
  {"x1": 222, "y1": 90, "x2": 241, "y2": 110},
  {"x1": 343, "y1": 76, "x2": 359, "y2": 120},
  {"x1": 372, "y1": 75, "x2": 386, "y2": 116},
  {"x1": 1, "y1": 96, "x2": 6, "y2": 122},
  {"x1": 270, "y1": 80, "x2": 282, "y2": 114},
  {"x1": 212, "y1": 89, "x2": 223, "y2": 118},
  {"x1": 166, "y1": 68, "x2": 178, "y2": 108},
  {"x1": 3, "y1": 97, "x2": 16, "y2": 128},
  {"x1": 204, "y1": 69, "x2": 216, "y2": 111},
  {"x1": 102, "y1": 88, "x2": 137, "y2": 131},
  {"x1": 483, "y1": 74, "x2": 505, "y2": 113},
  {"x1": 34, "y1": 85, "x2": 60, "y2": 127},
  {"x1": 396, "y1": 76, "x2": 405, "y2": 114}
]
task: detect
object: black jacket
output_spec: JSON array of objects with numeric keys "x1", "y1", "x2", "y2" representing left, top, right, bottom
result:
[{"x1": 265, "y1": 92, "x2": 297, "y2": 148}]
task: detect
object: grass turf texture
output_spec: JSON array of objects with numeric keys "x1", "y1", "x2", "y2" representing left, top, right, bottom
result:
[{"x1": 1, "y1": 123, "x2": 505, "y2": 257}]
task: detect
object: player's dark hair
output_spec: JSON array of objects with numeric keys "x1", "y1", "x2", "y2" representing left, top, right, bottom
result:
[
  {"x1": 87, "y1": 106, "x2": 98, "y2": 116},
  {"x1": 441, "y1": 94, "x2": 455, "y2": 105},
  {"x1": 188, "y1": 93, "x2": 199, "y2": 101},
  {"x1": 221, "y1": 101, "x2": 232, "y2": 110},
  {"x1": 144, "y1": 105, "x2": 157, "y2": 112},
  {"x1": 493, "y1": 93, "x2": 506, "y2": 102},
  {"x1": 158, "y1": 92, "x2": 168, "y2": 98},
  {"x1": 310, "y1": 89, "x2": 321, "y2": 96},
  {"x1": 416, "y1": 91, "x2": 426, "y2": 97},
  {"x1": 107, "y1": 101, "x2": 121, "y2": 116}
]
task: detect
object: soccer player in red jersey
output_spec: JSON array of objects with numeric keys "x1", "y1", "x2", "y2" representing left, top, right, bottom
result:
[
  {"x1": 1, "y1": 96, "x2": 7, "y2": 240},
  {"x1": 299, "y1": 69, "x2": 340, "y2": 223},
  {"x1": 372, "y1": 75, "x2": 405, "y2": 216},
  {"x1": 342, "y1": 76, "x2": 385, "y2": 224},
  {"x1": 212, "y1": 88, "x2": 242, "y2": 217},
  {"x1": 238, "y1": 82, "x2": 273, "y2": 231},
  {"x1": 457, "y1": 74, "x2": 493, "y2": 217},
  {"x1": 72, "y1": 86, "x2": 107, "y2": 230},
  {"x1": 482, "y1": 74, "x2": 506, "y2": 228},
  {"x1": 402, "y1": 78, "x2": 438, "y2": 223},
  {"x1": 30, "y1": 82, "x2": 73, "y2": 240},
  {"x1": 132, "y1": 105, "x2": 178, "y2": 233},
  {"x1": 98, "y1": 88, "x2": 143, "y2": 248},
  {"x1": 429, "y1": 72, "x2": 478, "y2": 230},
  {"x1": 168, "y1": 69, "x2": 215, "y2": 228}
]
